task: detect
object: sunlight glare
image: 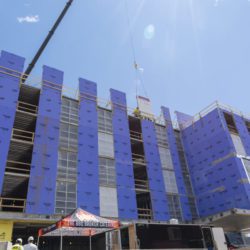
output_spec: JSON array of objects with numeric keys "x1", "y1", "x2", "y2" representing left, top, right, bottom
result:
[{"x1": 144, "y1": 24, "x2": 155, "y2": 40}]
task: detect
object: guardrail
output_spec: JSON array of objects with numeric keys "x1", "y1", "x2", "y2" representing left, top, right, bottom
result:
[
  {"x1": 138, "y1": 208, "x2": 152, "y2": 220},
  {"x1": 17, "y1": 101, "x2": 38, "y2": 115},
  {"x1": 179, "y1": 101, "x2": 250, "y2": 130},
  {"x1": 134, "y1": 179, "x2": 149, "y2": 191},
  {"x1": 0, "y1": 197, "x2": 26, "y2": 212},
  {"x1": 132, "y1": 153, "x2": 147, "y2": 165},
  {"x1": 130, "y1": 130, "x2": 143, "y2": 141},
  {"x1": 5, "y1": 160, "x2": 30, "y2": 175},
  {"x1": 12, "y1": 128, "x2": 34, "y2": 143},
  {"x1": 7, "y1": 65, "x2": 249, "y2": 131}
]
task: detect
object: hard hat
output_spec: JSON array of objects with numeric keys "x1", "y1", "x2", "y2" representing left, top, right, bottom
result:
[
  {"x1": 28, "y1": 236, "x2": 34, "y2": 242},
  {"x1": 16, "y1": 238, "x2": 22, "y2": 244}
]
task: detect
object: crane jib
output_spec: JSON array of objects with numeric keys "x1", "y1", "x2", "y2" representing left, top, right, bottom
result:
[{"x1": 22, "y1": 0, "x2": 74, "y2": 83}]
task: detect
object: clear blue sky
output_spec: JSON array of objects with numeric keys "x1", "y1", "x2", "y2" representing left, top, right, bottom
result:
[{"x1": 1, "y1": 0, "x2": 250, "y2": 118}]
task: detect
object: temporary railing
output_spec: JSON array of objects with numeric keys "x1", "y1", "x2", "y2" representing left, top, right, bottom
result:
[
  {"x1": 17, "y1": 101, "x2": 38, "y2": 115},
  {"x1": 12, "y1": 128, "x2": 34, "y2": 143},
  {"x1": 5, "y1": 160, "x2": 31, "y2": 175},
  {"x1": 6, "y1": 65, "x2": 250, "y2": 131},
  {"x1": 130, "y1": 130, "x2": 143, "y2": 141},
  {"x1": 0, "y1": 65, "x2": 42, "y2": 88},
  {"x1": 132, "y1": 153, "x2": 147, "y2": 165},
  {"x1": 97, "y1": 97, "x2": 112, "y2": 110},
  {"x1": 179, "y1": 101, "x2": 250, "y2": 130},
  {"x1": 134, "y1": 179, "x2": 149, "y2": 191},
  {"x1": 0, "y1": 65, "x2": 166, "y2": 121},
  {"x1": 138, "y1": 208, "x2": 152, "y2": 220},
  {"x1": 0, "y1": 197, "x2": 26, "y2": 212}
]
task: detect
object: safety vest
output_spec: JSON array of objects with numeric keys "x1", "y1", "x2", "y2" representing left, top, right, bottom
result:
[{"x1": 12, "y1": 244, "x2": 23, "y2": 250}]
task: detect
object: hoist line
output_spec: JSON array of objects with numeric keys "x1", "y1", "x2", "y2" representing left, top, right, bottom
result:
[
  {"x1": 124, "y1": 0, "x2": 148, "y2": 98},
  {"x1": 124, "y1": 0, "x2": 137, "y2": 68}
]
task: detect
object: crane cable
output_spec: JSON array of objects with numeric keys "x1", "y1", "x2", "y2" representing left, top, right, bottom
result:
[
  {"x1": 124, "y1": 0, "x2": 137, "y2": 70},
  {"x1": 124, "y1": 0, "x2": 148, "y2": 98}
]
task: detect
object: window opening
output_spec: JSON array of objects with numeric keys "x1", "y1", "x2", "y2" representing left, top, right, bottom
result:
[
  {"x1": 245, "y1": 121, "x2": 250, "y2": 133},
  {"x1": 224, "y1": 112, "x2": 238, "y2": 134}
]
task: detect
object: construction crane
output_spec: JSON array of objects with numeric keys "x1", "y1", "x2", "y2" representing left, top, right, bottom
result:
[{"x1": 22, "y1": 0, "x2": 74, "y2": 83}]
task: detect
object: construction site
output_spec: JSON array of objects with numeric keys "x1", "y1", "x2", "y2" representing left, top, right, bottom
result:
[
  {"x1": 0, "y1": 50, "x2": 249, "y2": 249},
  {"x1": 0, "y1": 0, "x2": 250, "y2": 249}
]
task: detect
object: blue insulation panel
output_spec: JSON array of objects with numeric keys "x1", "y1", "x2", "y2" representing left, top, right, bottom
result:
[
  {"x1": 77, "y1": 78, "x2": 99, "y2": 215},
  {"x1": 177, "y1": 108, "x2": 250, "y2": 217},
  {"x1": 161, "y1": 107, "x2": 192, "y2": 221},
  {"x1": 0, "y1": 51, "x2": 25, "y2": 194},
  {"x1": 141, "y1": 119, "x2": 169, "y2": 221},
  {"x1": 110, "y1": 89, "x2": 138, "y2": 220},
  {"x1": 26, "y1": 66, "x2": 63, "y2": 214},
  {"x1": 196, "y1": 157, "x2": 250, "y2": 215}
]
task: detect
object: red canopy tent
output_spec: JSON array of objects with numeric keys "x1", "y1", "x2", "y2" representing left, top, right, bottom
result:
[{"x1": 38, "y1": 208, "x2": 120, "y2": 250}]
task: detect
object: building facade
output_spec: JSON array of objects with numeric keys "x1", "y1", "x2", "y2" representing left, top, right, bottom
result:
[
  {"x1": 176, "y1": 107, "x2": 250, "y2": 218},
  {"x1": 0, "y1": 50, "x2": 249, "y2": 240}
]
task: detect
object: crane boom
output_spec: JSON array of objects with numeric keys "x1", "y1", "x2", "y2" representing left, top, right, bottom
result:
[{"x1": 22, "y1": 0, "x2": 74, "y2": 82}]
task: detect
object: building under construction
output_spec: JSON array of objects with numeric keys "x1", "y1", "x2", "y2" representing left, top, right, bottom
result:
[{"x1": 0, "y1": 50, "x2": 250, "y2": 245}]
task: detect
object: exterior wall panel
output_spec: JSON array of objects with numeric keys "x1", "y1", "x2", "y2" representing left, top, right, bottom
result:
[
  {"x1": 0, "y1": 51, "x2": 25, "y2": 194},
  {"x1": 77, "y1": 78, "x2": 99, "y2": 215},
  {"x1": 110, "y1": 89, "x2": 138, "y2": 220},
  {"x1": 177, "y1": 108, "x2": 250, "y2": 217},
  {"x1": 26, "y1": 66, "x2": 63, "y2": 214}
]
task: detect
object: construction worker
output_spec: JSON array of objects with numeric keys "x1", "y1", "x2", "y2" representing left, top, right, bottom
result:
[
  {"x1": 133, "y1": 107, "x2": 141, "y2": 118},
  {"x1": 24, "y1": 236, "x2": 38, "y2": 250},
  {"x1": 12, "y1": 238, "x2": 24, "y2": 250}
]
